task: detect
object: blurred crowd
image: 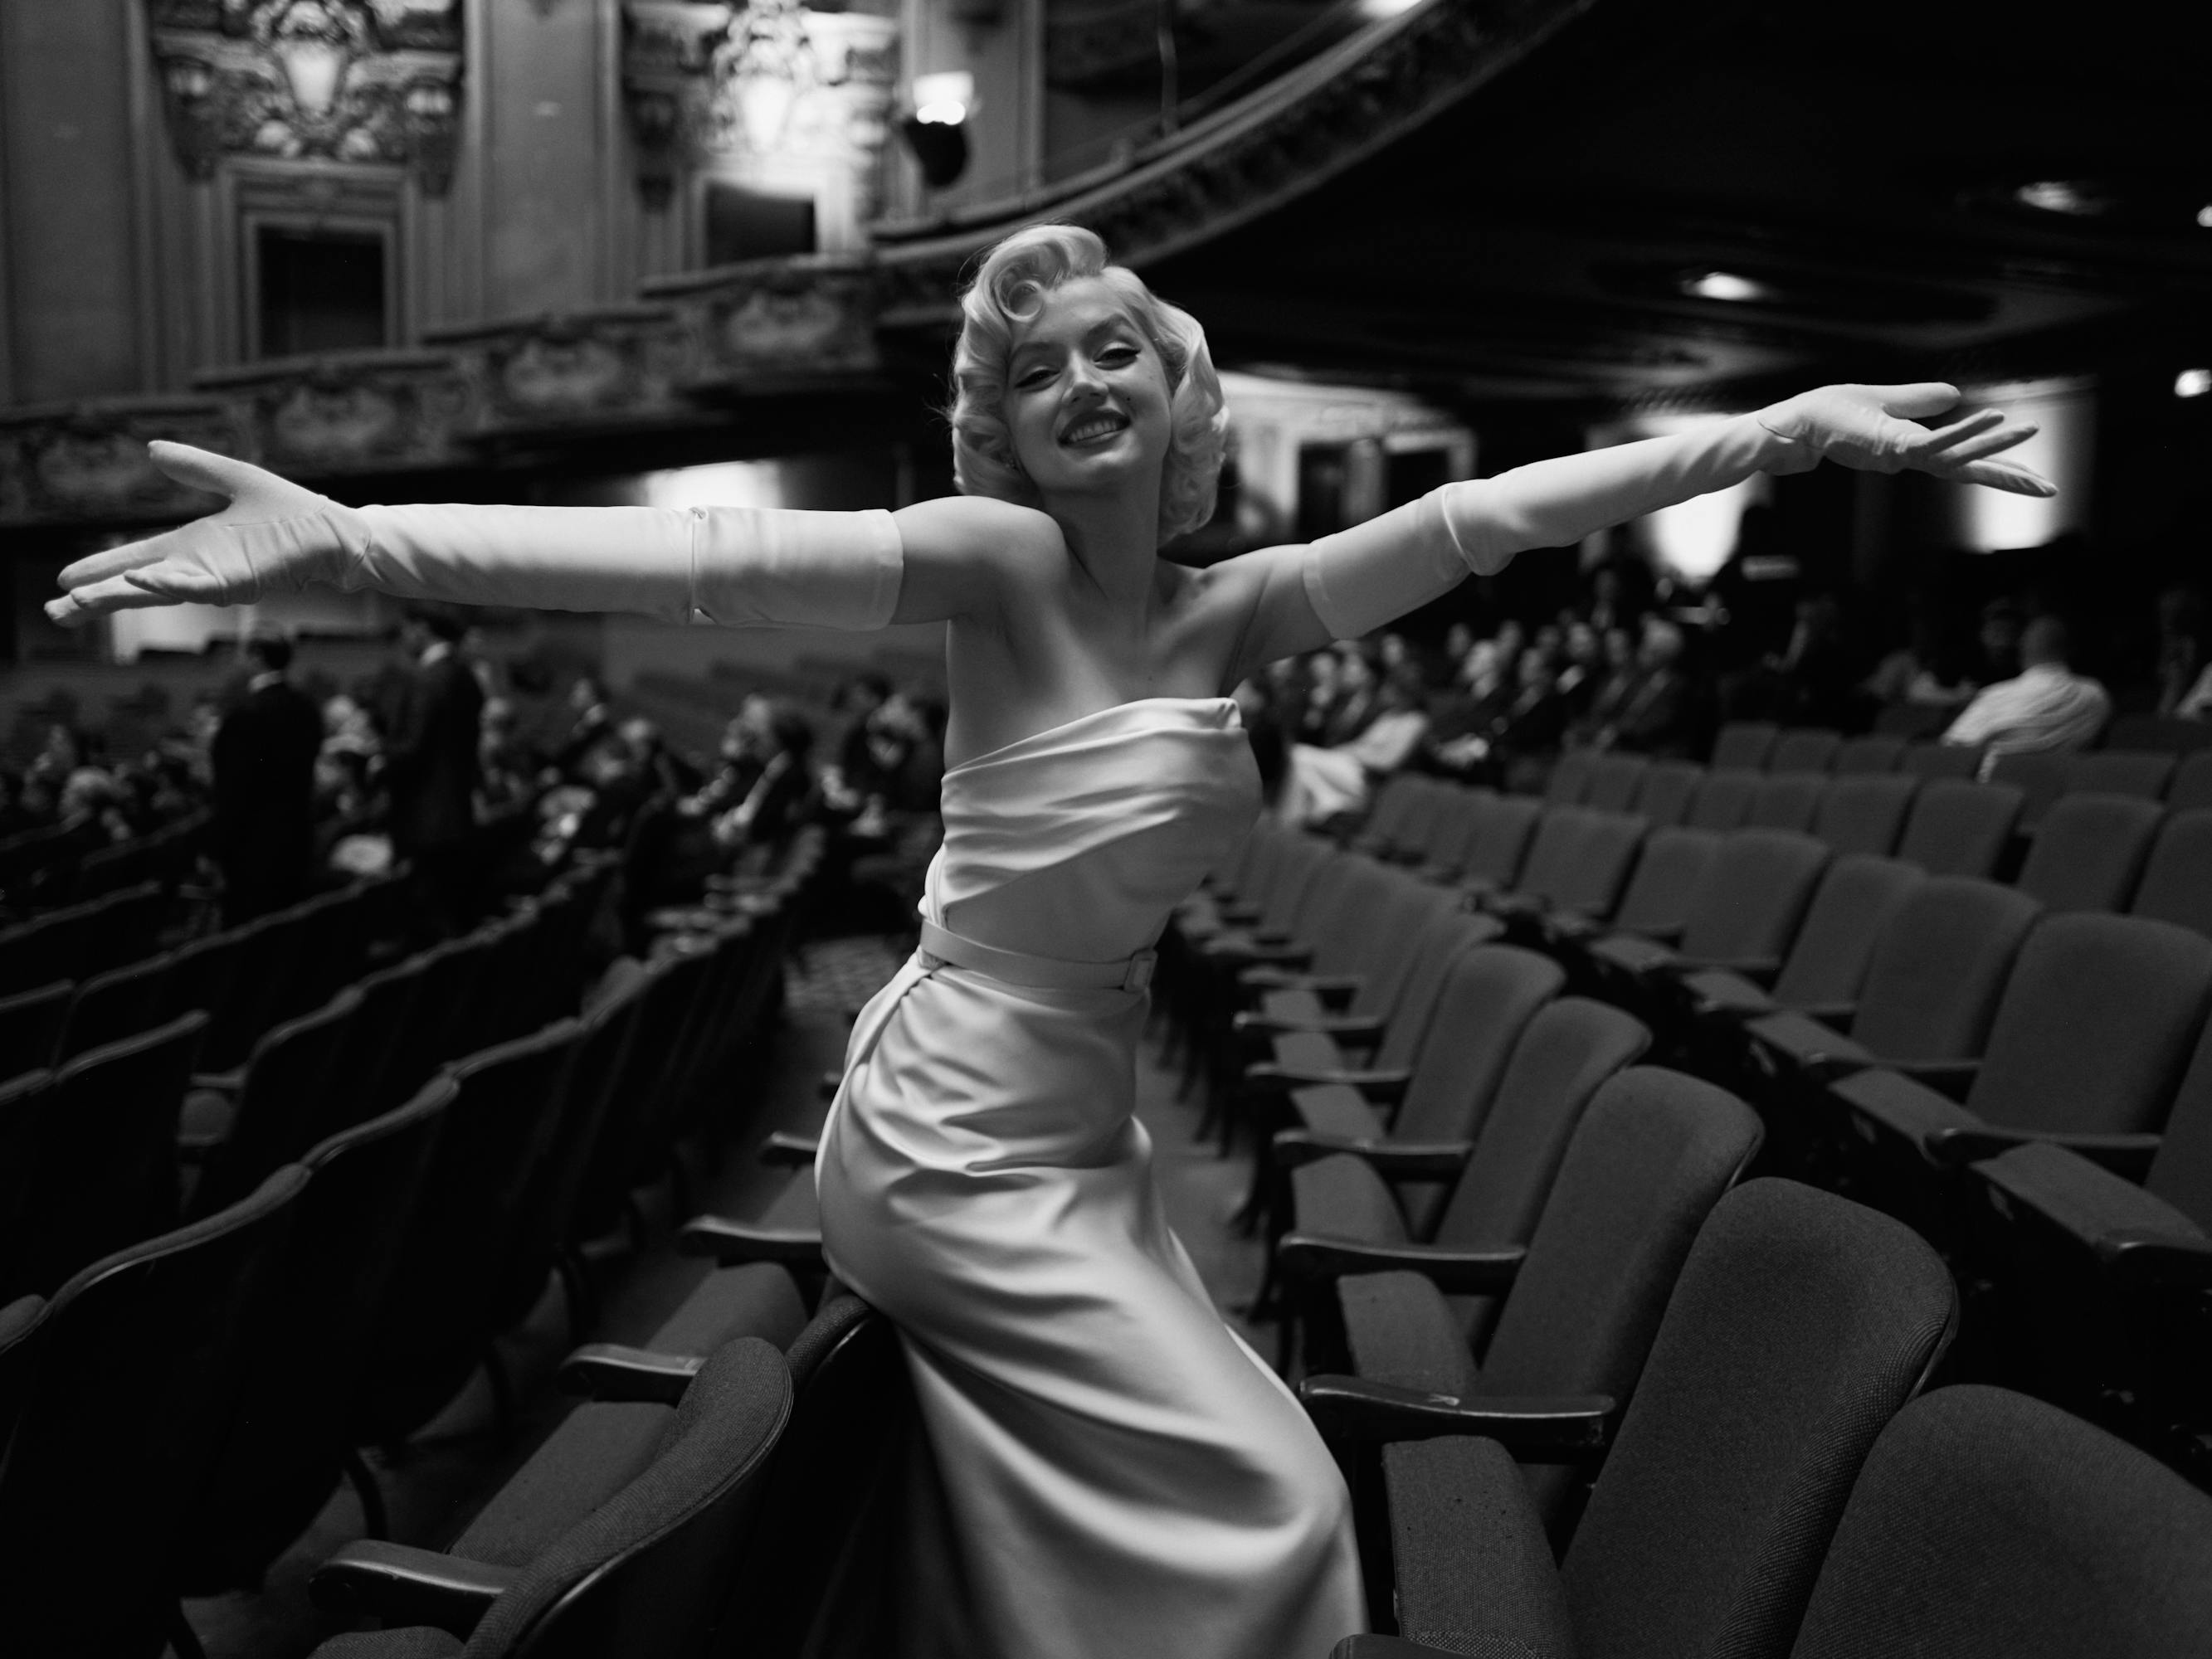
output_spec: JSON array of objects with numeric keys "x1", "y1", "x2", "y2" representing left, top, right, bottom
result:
[
  {"x1": 1249, "y1": 566, "x2": 2212, "y2": 830},
  {"x1": 0, "y1": 611, "x2": 948, "y2": 941}
]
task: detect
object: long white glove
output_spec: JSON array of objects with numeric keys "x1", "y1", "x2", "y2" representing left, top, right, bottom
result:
[
  {"x1": 46, "y1": 443, "x2": 904, "y2": 630},
  {"x1": 1299, "y1": 382, "x2": 2054, "y2": 641}
]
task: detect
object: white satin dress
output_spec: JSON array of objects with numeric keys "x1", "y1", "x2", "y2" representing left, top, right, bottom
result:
[{"x1": 816, "y1": 696, "x2": 1367, "y2": 1659}]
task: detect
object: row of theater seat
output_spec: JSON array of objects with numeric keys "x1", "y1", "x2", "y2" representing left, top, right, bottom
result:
[
  {"x1": 1147, "y1": 800, "x2": 2212, "y2": 1654},
  {"x1": 0, "y1": 807, "x2": 208, "y2": 915},
  {"x1": 0, "y1": 836, "x2": 836, "y2": 1657}
]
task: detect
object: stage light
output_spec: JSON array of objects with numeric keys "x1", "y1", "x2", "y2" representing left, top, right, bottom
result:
[
  {"x1": 1681, "y1": 270, "x2": 1774, "y2": 304},
  {"x1": 1357, "y1": 0, "x2": 1423, "y2": 17},
  {"x1": 2177, "y1": 368, "x2": 2212, "y2": 399},
  {"x1": 2198, "y1": 205, "x2": 2212, "y2": 229},
  {"x1": 2014, "y1": 179, "x2": 2106, "y2": 216},
  {"x1": 911, "y1": 71, "x2": 972, "y2": 127}
]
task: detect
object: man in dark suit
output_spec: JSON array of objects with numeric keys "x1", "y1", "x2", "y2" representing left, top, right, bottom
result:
[
  {"x1": 384, "y1": 608, "x2": 485, "y2": 939},
  {"x1": 211, "y1": 630, "x2": 325, "y2": 924}
]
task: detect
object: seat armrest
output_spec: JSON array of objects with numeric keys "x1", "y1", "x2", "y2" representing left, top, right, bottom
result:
[
  {"x1": 678, "y1": 1215, "x2": 826, "y2": 1271},
  {"x1": 2098, "y1": 1230, "x2": 2212, "y2": 1289},
  {"x1": 1240, "y1": 969, "x2": 1365, "y2": 1001},
  {"x1": 189, "y1": 1068, "x2": 247, "y2": 1094},
  {"x1": 1234, "y1": 1010, "x2": 1386, "y2": 1041},
  {"x1": 1893, "y1": 1058, "x2": 1981, "y2": 1098},
  {"x1": 1245, "y1": 1064, "x2": 1413, "y2": 1105},
  {"x1": 1932, "y1": 1126, "x2": 2160, "y2": 1179},
  {"x1": 758, "y1": 1130, "x2": 821, "y2": 1168},
  {"x1": 309, "y1": 1540, "x2": 517, "y2": 1634},
  {"x1": 1788, "y1": 1000, "x2": 1858, "y2": 1025},
  {"x1": 1275, "y1": 1233, "x2": 1523, "y2": 1292},
  {"x1": 1298, "y1": 1375, "x2": 1615, "y2": 1457},
  {"x1": 557, "y1": 1342, "x2": 704, "y2": 1404},
  {"x1": 1539, "y1": 908, "x2": 1604, "y2": 942},
  {"x1": 1270, "y1": 1131, "x2": 1475, "y2": 1181},
  {"x1": 1670, "y1": 954, "x2": 1781, "y2": 985},
  {"x1": 1480, "y1": 891, "x2": 1547, "y2": 920}
]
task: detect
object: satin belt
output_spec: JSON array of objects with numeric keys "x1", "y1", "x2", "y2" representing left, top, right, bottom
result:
[{"x1": 916, "y1": 918, "x2": 1157, "y2": 995}]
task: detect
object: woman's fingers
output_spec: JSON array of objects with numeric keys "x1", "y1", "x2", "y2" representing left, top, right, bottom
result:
[
  {"x1": 1923, "y1": 420, "x2": 2039, "y2": 466},
  {"x1": 1946, "y1": 456, "x2": 2059, "y2": 496},
  {"x1": 45, "y1": 572, "x2": 175, "y2": 625},
  {"x1": 1914, "y1": 407, "x2": 2005, "y2": 452},
  {"x1": 123, "y1": 559, "x2": 224, "y2": 599},
  {"x1": 56, "y1": 529, "x2": 177, "y2": 590}
]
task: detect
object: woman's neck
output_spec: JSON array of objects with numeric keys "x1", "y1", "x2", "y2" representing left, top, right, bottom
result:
[{"x1": 1047, "y1": 484, "x2": 1162, "y2": 612}]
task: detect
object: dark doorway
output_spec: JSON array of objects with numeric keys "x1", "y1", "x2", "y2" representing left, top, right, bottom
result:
[
  {"x1": 256, "y1": 226, "x2": 388, "y2": 358},
  {"x1": 704, "y1": 182, "x2": 816, "y2": 267}
]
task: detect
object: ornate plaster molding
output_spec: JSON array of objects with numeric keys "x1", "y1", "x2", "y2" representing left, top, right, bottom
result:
[
  {"x1": 144, "y1": 0, "x2": 465, "y2": 193},
  {"x1": 641, "y1": 251, "x2": 881, "y2": 386}
]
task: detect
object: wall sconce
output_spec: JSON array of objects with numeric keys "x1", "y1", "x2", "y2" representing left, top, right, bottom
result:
[{"x1": 899, "y1": 71, "x2": 972, "y2": 189}]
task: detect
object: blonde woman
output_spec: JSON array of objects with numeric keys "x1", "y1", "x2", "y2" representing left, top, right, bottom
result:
[{"x1": 50, "y1": 224, "x2": 2050, "y2": 1658}]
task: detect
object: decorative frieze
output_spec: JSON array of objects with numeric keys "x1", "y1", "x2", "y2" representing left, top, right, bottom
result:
[
  {"x1": 193, "y1": 348, "x2": 475, "y2": 470},
  {"x1": 426, "y1": 308, "x2": 699, "y2": 431},
  {"x1": 642, "y1": 252, "x2": 880, "y2": 385},
  {"x1": 144, "y1": 0, "x2": 465, "y2": 194},
  {"x1": 0, "y1": 397, "x2": 249, "y2": 526}
]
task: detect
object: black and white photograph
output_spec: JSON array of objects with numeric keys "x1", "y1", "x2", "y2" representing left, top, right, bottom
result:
[{"x1": 0, "y1": 0, "x2": 2208, "y2": 1654}]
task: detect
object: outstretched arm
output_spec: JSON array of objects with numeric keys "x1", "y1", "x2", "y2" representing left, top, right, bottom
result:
[
  {"x1": 1220, "y1": 382, "x2": 2054, "y2": 671},
  {"x1": 46, "y1": 445, "x2": 1044, "y2": 630}
]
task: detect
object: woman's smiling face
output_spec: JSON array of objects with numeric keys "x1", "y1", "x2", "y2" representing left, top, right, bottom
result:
[{"x1": 1002, "y1": 277, "x2": 1173, "y2": 505}]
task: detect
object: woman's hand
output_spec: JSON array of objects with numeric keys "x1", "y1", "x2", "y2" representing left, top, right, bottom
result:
[
  {"x1": 1756, "y1": 383, "x2": 2056, "y2": 495},
  {"x1": 46, "y1": 442, "x2": 360, "y2": 625}
]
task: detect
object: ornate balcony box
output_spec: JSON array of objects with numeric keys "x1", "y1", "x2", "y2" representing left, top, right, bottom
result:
[
  {"x1": 641, "y1": 251, "x2": 881, "y2": 395},
  {"x1": 421, "y1": 307, "x2": 699, "y2": 432},
  {"x1": 192, "y1": 348, "x2": 475, "y2": 474}
]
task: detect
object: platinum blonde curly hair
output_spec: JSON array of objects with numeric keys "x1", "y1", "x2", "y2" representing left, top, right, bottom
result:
[{"x1": 948, "y1": 224, "x2": 1229, "y2": 542}]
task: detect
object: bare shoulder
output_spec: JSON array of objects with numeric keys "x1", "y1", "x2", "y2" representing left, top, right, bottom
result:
[{"x1": 892, "y1": 494, "x2": 1065, "y2": 567}]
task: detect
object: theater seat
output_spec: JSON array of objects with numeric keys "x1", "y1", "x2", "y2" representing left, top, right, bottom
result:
[
  {"x1": 1893, "y1": 778, "x2": 2023, "y2": 878},
  {"x1": 0, "y1": 1010, "x2": 207, "y2": 1300},
  {"x1": 1787, "y1": 1388, "x2": 2212, "y2": 1659},
  {"x1": 2130, "y1": 808, "x2": 2212, "y2": 940},
  {"x1": 0, "y1": 979, "x2": 68, "y2": 1084},
  {"x1": 1830, "y1": 913, "x2": 2212, "y2": 1237},
  {"x1": 0, "y1": 1165, "x2": 309, "y2": 1659},
  {"x1": 1298, "y1": 1068, "x2": 1761, "y2": 1525},
  {"x1": 2013, "y1": 791, "x2": 2163, "y2": 914},
  {"x1": 309, "y1": 1335, "x2": 792, "y2": 1659},
  {"x1": 183, "y1": 1078, "x2": 461, "y2": 1591},
  {"x1": 1252, "y1": 946, "x2": 1566, "y2": 1236},
  {"x1": 1275, "y1": 998, "x2": 1649, "y2": 1365},
  {"x1": 1319, "y1": 1180, "x2": 1953, "y2": 1659}
]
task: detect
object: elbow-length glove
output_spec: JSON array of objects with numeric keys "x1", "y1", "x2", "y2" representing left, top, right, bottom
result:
[
  {"x1": 1299, "y1": 381, "x2": 2054, "y2": 641},
  {"x1": 46, "y1": 443, "x2": 903, "y2": 629}
]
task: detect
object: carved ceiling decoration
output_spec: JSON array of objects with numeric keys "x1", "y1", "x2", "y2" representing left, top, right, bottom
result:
[
  {"x1": 871, "y1": 0, "x2": 1591, "y2": 318},
  {"x1": 620, "y1": 0, "x2": 897, "y2": 211},
  {"x1": 144, "y1": 0, "x2": 465, "y2": 192}
]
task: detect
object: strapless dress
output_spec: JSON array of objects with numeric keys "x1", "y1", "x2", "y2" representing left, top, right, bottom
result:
[{"x1": 816, "y1": 696, "x2": 1366, "y2": 1659}]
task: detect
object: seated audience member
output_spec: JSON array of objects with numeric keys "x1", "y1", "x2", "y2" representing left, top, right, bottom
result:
[
  {"x1": 1602, "y1": 617, "x2": 1698, "y2": 757},
  {"x1": 2155, "y1": 586, "x2": 2211, "y2": 718},
  {"x1": 1943, "y1": 615, "x2": 2111, "y2": 757},
  {"x1": 1487, "y1": 643, "x2": 1571, "y2": 760},
  {"x1": 1279, "y1": 664, "x2": 1430, "y2": 827},
  {"x1": 477, "y1": 697, "x2": 537, "y2": 814},
  {"x1": 1318, "y1": 646, "x2": 1380, "y2": 745},
  {"x1": 551, "y1": 674, "x2": 614, "y2": 779}
]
